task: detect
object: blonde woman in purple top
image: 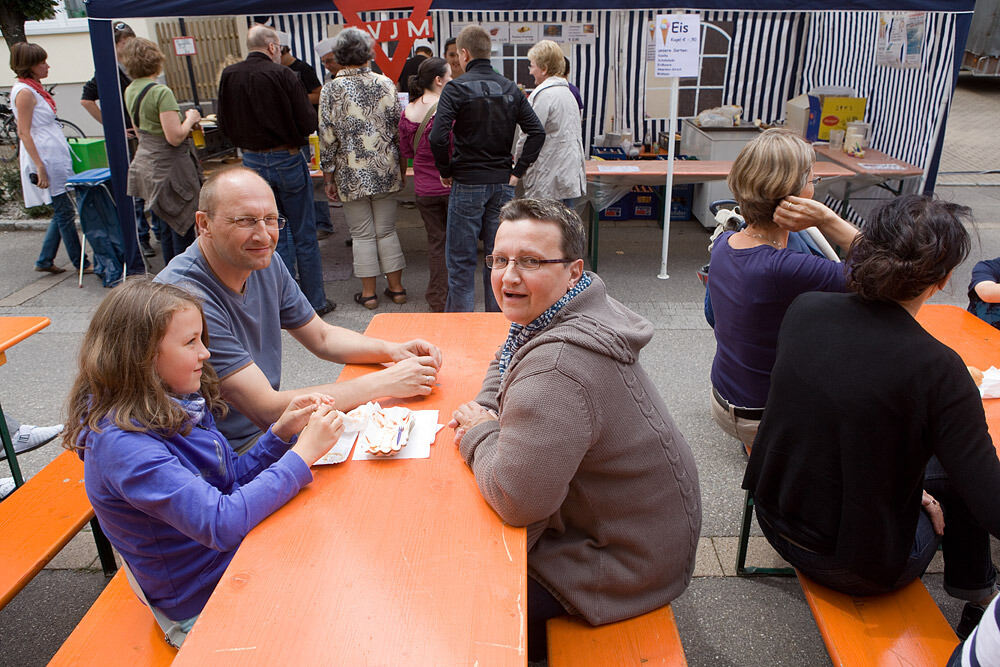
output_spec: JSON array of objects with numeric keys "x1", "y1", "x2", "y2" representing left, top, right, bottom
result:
[{"x1": 399, "y1": 57, "x2": 452, "y2": 312}]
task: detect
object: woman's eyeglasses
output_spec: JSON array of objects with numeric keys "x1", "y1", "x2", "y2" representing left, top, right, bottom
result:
[{"x1": 485, "y1": 255, "x2": 572, "y2": 271}]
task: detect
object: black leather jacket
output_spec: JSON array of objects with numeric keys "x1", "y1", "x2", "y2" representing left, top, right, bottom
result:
[{"x1": 429, "y1": 59, "x2": 545, "y2": 184}]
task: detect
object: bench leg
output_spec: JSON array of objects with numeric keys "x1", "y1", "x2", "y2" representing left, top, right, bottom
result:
[
  {"x1": 90, "y1": 517, "x2": 118, "y2": 577},
  {"x1": 0, "y1": 397, "x2": 25, "y2": 488},
  {"x1": 736, "y1": 490, "x2": 794, "y2": 577}
]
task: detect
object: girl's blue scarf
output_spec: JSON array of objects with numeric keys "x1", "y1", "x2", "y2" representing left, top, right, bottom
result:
[
  {"x1": 170, "y1": 394, "x2": 206, "y2": 426},
  {"x1": 497, "y1": 273, "x2": 592, "y2": 379}
]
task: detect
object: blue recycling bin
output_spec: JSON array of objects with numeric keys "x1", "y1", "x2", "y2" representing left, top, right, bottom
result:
[{"x1": 67, "y1": 168, "x2": 124, "y2": 287}]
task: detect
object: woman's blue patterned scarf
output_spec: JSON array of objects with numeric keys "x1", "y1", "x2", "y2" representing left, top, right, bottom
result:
[
  {"x1": 498, "y1": 272, "x2": 592, "y2": 379},
  {"x1": 170, "y1": 394, "x2": 206, "y2": 427}
]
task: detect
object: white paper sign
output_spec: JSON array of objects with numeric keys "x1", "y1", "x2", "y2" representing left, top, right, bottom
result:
[
  {"x1": 510, "y1": 23, "x2": 538, "y2": 44},
  {"x1": 482, "y1": 23, "x2": 510, "y2": 43},
  {"x1": 653, "y1": 14, "x2": 700, "y2": 78},
  {"x1": 172, "y1": 36, "x2": 197, "y2": 57},
  {"x1": 566, "y1": 23, "x2": 597, "y2": 45}
]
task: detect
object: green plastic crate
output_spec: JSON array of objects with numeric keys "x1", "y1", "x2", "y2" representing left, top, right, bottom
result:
[{"x1": 68, "y1": 137, "x2": 108, "y2": 173}]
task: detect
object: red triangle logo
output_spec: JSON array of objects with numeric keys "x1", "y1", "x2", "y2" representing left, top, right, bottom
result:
[{"x1": 332, "y1": 0, "x2": 435, "y2": 85}]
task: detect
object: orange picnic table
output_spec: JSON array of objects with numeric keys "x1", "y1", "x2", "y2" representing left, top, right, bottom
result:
[
  {"x1": 0, "y1": 316, "x2": 51, "y2": 487},
  {"x1": 917, "y1": 304, "x2": 1000, "y2": 454},
  {"x1": 174, "y1": 312, "x2": 526, "y2": 665}
]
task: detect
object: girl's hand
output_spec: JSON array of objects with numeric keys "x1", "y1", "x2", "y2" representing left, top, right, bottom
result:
[
  {"x1": 290, "y1": 404, "x2": 344, "y2": 466},
  {"x1": 35, "y1": 164, "x2": 49, "y2": 190},
  {"x1": 273, "y1": 393, "x2": 334, "y2": 442}
]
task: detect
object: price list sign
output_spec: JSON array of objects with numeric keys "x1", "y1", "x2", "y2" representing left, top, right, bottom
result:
[{"x1": 653, "y1": 14, "x2": 700, "y2": 78}]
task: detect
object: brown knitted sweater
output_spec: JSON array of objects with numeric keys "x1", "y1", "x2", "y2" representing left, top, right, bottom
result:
[{"x1": 460, "y1": 273, "x2": 702, "y2": 625}]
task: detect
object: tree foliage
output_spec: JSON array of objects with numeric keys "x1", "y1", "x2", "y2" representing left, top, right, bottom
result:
[{"x1": 0, "y1": 0, "x2": 58, "y2": 50}]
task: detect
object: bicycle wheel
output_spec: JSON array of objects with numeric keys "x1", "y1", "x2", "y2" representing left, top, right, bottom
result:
[
  {"x1": 56, "y1": 118, "x2": 86, "y2": 139},
  {"x1": 0, "y1": 115, "x2": 18, "y2": 163}
]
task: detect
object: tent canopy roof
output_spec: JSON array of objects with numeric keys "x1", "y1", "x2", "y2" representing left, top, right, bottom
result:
[{"x1": 84, "y1": 0, "x2": 976, "y2": 19}]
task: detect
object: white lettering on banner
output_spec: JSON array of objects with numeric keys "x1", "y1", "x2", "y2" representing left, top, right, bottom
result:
[{"x1": 365, "y1": 18, "x2": 434, "y2": 43}]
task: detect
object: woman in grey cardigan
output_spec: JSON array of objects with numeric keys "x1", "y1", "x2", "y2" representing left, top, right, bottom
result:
[{"x1": 449, "y1": 198, "x2": 701, "y2": 662}]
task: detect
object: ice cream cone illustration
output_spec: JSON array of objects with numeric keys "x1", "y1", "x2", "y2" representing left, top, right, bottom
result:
[{"x1": 659, "y1": 18, "x2": 670, "y2": 44}]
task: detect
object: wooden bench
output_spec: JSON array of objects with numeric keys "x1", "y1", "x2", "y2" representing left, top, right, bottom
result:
[
  {"x1": 797, "y1": 572, "x2": 959, "y2": 665},
  {"x1": 0, "y1": 449, "x2": 116, "y2": 610},
  {"x1": 49, "y1": 569, "x2": 177, "y2": 666},
  {"x1": 547, "y1": 605, "x2": 687, "y2": 666}
]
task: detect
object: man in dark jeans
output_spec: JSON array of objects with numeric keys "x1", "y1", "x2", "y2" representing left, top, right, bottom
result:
[
  {"x1": 429, "y1": 26, "x2": 544, "y2": 312},
  {"x1": 218, "y1": 24, "x2": 333, "y2": 315},
  {"x1": 79, "y1": 21, "x2": 157, "y2": 259}
]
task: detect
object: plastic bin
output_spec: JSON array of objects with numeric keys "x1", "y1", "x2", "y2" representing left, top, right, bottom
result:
[{"x1": 67, "y1": 138, "x2": 108, "y2": 173}]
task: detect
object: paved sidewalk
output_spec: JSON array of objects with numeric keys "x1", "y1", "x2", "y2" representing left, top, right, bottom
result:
[{"x1": 0, "y1": 76, "x2": 997, "y2": 665}]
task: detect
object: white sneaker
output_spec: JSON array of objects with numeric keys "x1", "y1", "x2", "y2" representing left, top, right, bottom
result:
[
  {"x1": 0, "y1": 477, "x2": 15, "y2": 499},
  {"x1": 12, "y1": 423, "x2": 64, "y2": 451}
]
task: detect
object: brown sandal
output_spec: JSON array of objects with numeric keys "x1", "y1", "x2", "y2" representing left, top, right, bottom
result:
[
  {"x1": 383, "y1": 287, "x2": 407, "y2": 304},
  {"x1": 354, "y1": 292, "x2": 378, "y2": 310}
]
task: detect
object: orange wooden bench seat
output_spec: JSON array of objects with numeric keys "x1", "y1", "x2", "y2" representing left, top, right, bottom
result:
[
  {"x1": 547, "y1": 605, "x2": 687, "y2": 666},
  {"x1": 0, "y1": 449, "x2": 115, "y2": 610},
  {"x1": 797, "y1": 572, "x2": 959, "y2": 666},
  {"x1": 49, "y1": 569, "x2": 177, "y2": 666}
]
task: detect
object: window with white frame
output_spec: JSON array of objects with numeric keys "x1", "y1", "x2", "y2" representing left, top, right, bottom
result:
[{"x1": 26, "y1": 0, "x2": 88, "y2": 35}]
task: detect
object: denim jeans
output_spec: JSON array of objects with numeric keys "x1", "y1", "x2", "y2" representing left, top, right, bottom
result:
[
  {"x1": 36, "y1": 192, "x2": 87, "y2": 270},
  {"x1": 153, "y1": 212, "x2": 195, "y2": 266},
  {"x1": 242, "y1": 149, "x2": 327, "y2": 310},
  {"x1": 445, "y1": 182, "x2": 513, "y2": 312}
]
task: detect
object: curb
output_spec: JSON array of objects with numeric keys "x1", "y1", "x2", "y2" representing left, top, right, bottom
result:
[{"x1": 0, "y1": 218, "x2": 52, "y2": 231}]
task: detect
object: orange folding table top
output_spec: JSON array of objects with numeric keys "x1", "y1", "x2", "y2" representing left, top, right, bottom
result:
[
  {"x1": 0, "y1": 316, "x2": 50, "y2": 366},
  {"x1": 916, "y1": 304, "x2": 1000, "y2": 455},
  {"x1": 174, "y1": 312, "x2": 526, "y2": 666}
]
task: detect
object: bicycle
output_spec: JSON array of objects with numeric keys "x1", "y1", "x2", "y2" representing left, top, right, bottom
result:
[{"x1": 0, "y1": 85, "x2": 86, "y2": 163}]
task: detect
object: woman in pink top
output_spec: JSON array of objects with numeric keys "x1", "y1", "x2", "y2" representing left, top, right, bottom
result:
[{"x1": 399, "y1": 57, "x2": 451, "y2": 312}]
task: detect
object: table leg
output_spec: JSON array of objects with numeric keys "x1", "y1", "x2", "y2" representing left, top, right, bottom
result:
[
  {"x1": 590, "y1": 206, "x2": 600, "y2": 273},
  {"x1": 840, "y1": 181, "x2": 853, "y2": 219},
  {"x1": 0, "y1": 397, "x2": 24, "y2": 488}
]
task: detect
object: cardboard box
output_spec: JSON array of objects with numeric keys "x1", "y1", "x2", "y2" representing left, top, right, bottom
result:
[{"x1": 809, "y1": 96, "x2": 866, "y2": 140}]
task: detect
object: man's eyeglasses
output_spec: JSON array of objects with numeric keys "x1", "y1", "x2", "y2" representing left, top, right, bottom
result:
[
  {"x1": 215, "y1": 215, "x2": 287, "y2": 230},
  {"x1": 485, "y1": 255, "x2": 572, "y2": 271}
]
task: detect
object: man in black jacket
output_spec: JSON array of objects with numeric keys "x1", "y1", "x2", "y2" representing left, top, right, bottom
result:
[
  {"x1": 429, "y1": 26, "x2": 545, "y2": 312},
  {"x1": 218, "y1": 24, "x2": 333, "y2": 315}
]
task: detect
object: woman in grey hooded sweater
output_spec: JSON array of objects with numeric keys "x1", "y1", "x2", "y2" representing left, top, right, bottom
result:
[{"x1": 450, "y1": 198, "x2": 701, "y2": 661}]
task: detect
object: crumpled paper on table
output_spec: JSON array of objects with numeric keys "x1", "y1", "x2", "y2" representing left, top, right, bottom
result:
[
  {"x1": 980, "y1": 367, "x2": 1000, "y2": 399},
  {"x1": 313, "y1": 402, "x2": 442, "y2": 465}
]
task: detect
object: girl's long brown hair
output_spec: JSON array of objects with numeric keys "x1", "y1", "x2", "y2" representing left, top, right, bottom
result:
[{"x1": 63, "y1": 279, "x2": 227, "y2": 451}]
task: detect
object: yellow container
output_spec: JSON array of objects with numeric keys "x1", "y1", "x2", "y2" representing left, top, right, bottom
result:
[
  {"x1": 191, "y1": 127, "x2": 205, "y2": 149},
  {"x1": 308, "y1": 135, "x2": 320, "y2": 170}
]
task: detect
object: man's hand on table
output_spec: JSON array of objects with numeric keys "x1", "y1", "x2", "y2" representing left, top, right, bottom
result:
[
  {"x1": 290, "y1": 403, "x2": 344, "y2": 466},
  {"x1": 390, "y1": 339, "x2": 443, "y2": 369},
  {"x1": 448, "y1": 401, "x2": 498, "y2": 446},
  {"x1": 376, "y1": 355, "x2": 440, "y2": 398}
]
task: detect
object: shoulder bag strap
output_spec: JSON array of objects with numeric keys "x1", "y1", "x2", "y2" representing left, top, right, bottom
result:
[
  {"x1": 412, "y1": 102, "x2": 438, "y2": 154},
  {"x1": 129, "y1": 82, "x2": 158, "y2": 129}
]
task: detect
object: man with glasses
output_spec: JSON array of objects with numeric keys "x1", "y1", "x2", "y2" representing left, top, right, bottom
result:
[
  {"x1": 157, "y1": 168, "x2": 442, "y2": 453},
  {"x1": 217, "y1": 24, "x2": 333, "y2": 316}
]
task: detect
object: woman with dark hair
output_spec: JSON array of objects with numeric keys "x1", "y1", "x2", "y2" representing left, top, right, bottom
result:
[
  {"x1": 399, "y1": 57, "x2": 452, "y2": 311},
  {"x1": 9, "y1": 42, "x2": 90, "y2": 275},
  {"x1": 744, "y1": 194, "x2": 1000, "y2": 638},
  {"x1": 319, "y1": 27, "x2": 407, "y2": 309}
]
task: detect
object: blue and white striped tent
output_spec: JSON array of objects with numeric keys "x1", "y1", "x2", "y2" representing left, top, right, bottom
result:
[{"x1": 83, "y1": 0, "x2": 977, "y2": 272}]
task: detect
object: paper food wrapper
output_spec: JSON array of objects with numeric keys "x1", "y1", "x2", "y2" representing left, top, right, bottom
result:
[
  {"x1": 979, "y1": 366, "x2": 1000, "y2": 399},
  {"x1": 313, "y1": 402, "x2": 442, "y2": 465}
]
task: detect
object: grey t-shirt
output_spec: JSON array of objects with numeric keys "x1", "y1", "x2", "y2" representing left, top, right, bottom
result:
[{"x1": 155, "y1": 242, "x2": 315, "y2": 450}]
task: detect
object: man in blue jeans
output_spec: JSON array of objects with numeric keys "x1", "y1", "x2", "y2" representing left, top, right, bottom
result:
[
  {"x1": 218, "y1": 24, "x2": 334, "y2": 315},
  {"x1": 430, "y1": 26, "x2": 545, "y2": 312}
]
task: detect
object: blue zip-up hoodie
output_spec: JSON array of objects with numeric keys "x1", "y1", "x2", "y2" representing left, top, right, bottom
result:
[{"x1": 79, "y1": 410, "x2": 312, "y2": 620}]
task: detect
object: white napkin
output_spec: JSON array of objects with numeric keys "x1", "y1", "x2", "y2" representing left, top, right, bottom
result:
[
  {"x1": 980, "y1": 366, "x2": 1000, "y2": 399},
  {"x1": 312, "y1": 403, "x2": 443, "y2": 465}
]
